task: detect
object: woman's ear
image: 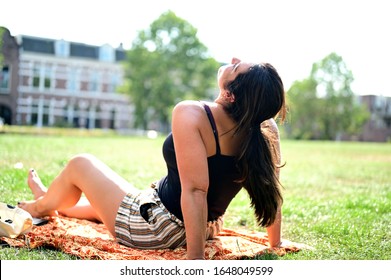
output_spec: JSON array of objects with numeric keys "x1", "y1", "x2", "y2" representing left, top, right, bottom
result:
[{"x1": 226, "y1": 92, "x2": 235, "y2": 103}]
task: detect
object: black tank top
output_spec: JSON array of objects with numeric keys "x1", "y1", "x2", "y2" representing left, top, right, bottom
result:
[{"x1": 157, "y1": 103, "x2": 242, "y2": 221}]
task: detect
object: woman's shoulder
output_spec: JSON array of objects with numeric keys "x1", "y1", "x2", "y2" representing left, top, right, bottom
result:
[
  {"x1": 172, "y1": 100, "x2": 215, "y2": 131},
  {"x1": 173, "y1": 100, "x2": 207, "y2": 117}
]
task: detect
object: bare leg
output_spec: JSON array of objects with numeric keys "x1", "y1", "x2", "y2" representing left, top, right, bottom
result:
[
  {"x1": 19, "y1": 154, "x2": 139, "y2": 236},
  {"x1": 26, "y1": 169, "x2": 101, "y2": 222},
  {"x1": 27, "y1": 169, "x2": 47, "y2": 200},
  {"x1": 60, "y1": 198, "x2": 102, "y2": 222}
]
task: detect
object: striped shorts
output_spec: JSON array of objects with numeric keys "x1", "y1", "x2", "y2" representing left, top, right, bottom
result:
[{"x1": 115, "y1": 184, "x2": 223, "y2": 249}]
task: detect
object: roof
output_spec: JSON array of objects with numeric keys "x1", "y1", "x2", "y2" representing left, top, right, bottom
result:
[
  {"x1": 20, "y1": 36, "x2": 54, "y2": 54},
  {"x1": 19, "y1": 35, "x2": 126, "y2": 62}
]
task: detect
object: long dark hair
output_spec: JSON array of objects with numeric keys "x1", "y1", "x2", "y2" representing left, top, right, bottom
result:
[{"x1": 224, "y1": 63, "x2": 286, "y2": 227}]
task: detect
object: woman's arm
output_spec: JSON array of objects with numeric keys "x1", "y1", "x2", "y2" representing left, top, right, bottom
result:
[
  {"x1": 266, "y1": 207, "x2": 282, "y2": 247},
  {"x1": 262, "y1": 118, "x2": 283, "y2": 247},
  {"x1": 172, "y1": 101, "x2": 210, "y2": 259}
]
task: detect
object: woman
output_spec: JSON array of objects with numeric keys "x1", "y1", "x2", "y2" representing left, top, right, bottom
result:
[{"x1": 19, "y1": 57, "x2": 286, "y2": 260}]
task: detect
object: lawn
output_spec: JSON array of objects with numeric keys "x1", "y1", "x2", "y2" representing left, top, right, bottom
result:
[{"x1": 0, "y1": 130, "x2": 390, "y2": 260}]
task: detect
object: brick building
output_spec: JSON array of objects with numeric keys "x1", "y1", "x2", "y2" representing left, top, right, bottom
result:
[
  {"x1": 357, "y1": 95, "x2": 391, "y2": 142},
  {"x1": 0, "y1": 27, "x2": 133, "y2": 130}
]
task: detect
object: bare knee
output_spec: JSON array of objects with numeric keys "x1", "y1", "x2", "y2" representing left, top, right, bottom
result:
[
  {"x1": 66, "y1": 153, "x2": 99, "y2": 176},
  {"x1": 69, "y1": 153, "x2": 97, "y2": 164}
]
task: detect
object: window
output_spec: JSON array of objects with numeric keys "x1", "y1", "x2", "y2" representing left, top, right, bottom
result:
[
  {"x1": 44, "y1": 66, "x2": 52, "y2": 89},
  {"x1": 68, "y1": 67, "x2": 80, "y2": 92},
  {"x1": 55, "y1": 40, "x2": 70, "y2": 57},
  {"x1": 89, "y1": 70, "x2": 100, "y2": 92},
  {"x1": 32, "y1": 64, "x2": 41, "y2": 88},
  {"x1": 0, "y1": 65, "x2": 10, "y2": 92},
  {"x1": 108, "y1": 72, "x2": 120, "y2": 93},
  {"x1": 99, "y1": 45, "x2": 114, "y2": 62}
]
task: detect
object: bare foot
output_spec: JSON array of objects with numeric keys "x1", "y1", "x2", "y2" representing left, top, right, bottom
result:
[
  {"x1": 27, "y1": 169, "x2": 47, "y2": 200},
  {"x1": 19, "y1": 169, "x2": 58, "y2": 217},
  {"x1": 18, "y1": 198, "x2": 57, "y2": 218}
]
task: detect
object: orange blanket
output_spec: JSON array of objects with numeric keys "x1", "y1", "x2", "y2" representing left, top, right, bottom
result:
[{"x1": 1, "y1": 216, "x2": 309, "y2": 260}]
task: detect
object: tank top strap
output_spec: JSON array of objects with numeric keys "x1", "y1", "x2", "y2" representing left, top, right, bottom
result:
[{"x1": 201, "y1": 102, "x2": 221, "y2": 155}]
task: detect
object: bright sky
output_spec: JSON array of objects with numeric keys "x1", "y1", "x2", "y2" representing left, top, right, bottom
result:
[{"x1": 2, "y1": 0, "x2": 390, "y2": 96}]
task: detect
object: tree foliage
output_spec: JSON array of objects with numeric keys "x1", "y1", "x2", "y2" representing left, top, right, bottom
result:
[
  {"x1": 0, "y1": 27, "x2": 5, "y2": 65},
  {"x1": 123, "y1": 11, "x2": 220, "y2": 131},
  {"x1": 285, "y1": 53, "x2": 369, "y2": 140}
]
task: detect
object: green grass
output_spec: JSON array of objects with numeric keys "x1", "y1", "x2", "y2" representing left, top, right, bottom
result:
[{"x1": 1, "y1": 131, "x2": 390, "y2": 260}]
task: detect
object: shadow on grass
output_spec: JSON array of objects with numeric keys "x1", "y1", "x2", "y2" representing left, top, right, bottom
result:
[{"x1": 242, "y1": 253, "x2": 280, "y2": 260}]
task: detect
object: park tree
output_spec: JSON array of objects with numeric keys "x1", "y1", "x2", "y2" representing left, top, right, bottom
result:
[
  {"x1": 123, "y1": 11, "x2": 220, "y2": 132},
  {"x1": 285, "y1": 77, "x2": 319, "y2": 139},
  {"x1": 0, "y1": 27, "x2": 4, "y2": 65},
  {"x1": 285, "y1": 52, "x2": 369, "y2": 140}
]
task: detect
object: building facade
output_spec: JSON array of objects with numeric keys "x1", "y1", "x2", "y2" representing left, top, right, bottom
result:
[
  {"x1": 1, "y1": 27, "x2": 133, "y2": 130},
  {"x1": 356, "y1": 95, "x2": 391, "y2": 142}
]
